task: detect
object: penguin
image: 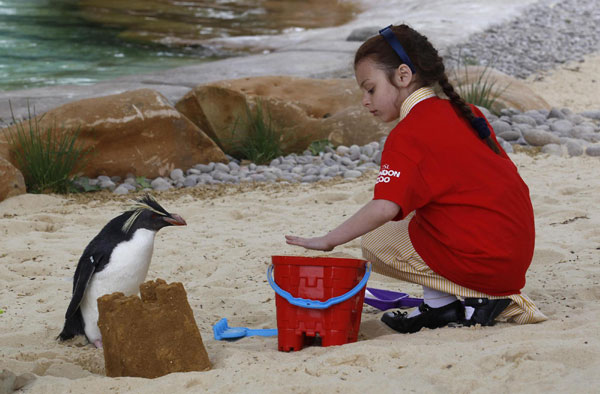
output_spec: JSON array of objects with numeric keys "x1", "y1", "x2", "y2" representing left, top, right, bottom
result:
[{"x1": 58, "y1": 194, "x2": 186, "y2": 348}]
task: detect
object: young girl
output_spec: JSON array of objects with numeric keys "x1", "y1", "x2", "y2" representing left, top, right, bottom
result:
[{"x1": 285, "y1": 24, "x2": 546, "y2": 333}]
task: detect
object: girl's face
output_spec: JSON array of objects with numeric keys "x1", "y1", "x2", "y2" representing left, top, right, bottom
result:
[{"x1": 355, "y1": 58, "x2": 403, "y2": 123}]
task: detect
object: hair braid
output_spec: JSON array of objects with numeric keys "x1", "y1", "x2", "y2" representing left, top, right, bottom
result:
[
  {"x1": 439, "y1": 74, "x2": 501, "y2": 154},
  {"x1": 354, "y1": 24, "x2": 502, "y2": 156}
]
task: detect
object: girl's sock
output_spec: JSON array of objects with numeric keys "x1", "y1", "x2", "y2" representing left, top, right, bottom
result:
[{"x1": 408, "y1": 286, "x2": 458, "y2": 318}]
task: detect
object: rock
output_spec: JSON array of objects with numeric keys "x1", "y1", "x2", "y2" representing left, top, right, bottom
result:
[
  {"x1": 343, "y1": 170, "x2": 362, "y2": 179},
  {"x1": 151, "y1": 177, "x2": 171, "y2": 191},
  {"x1": 550, "y1": 119, "x2": 574, "y2": 135},
  {"x1": 490, "y1": 120, "x2": 511, "y2": 134},
  {"x1": 170, "y1": 169, "x2": 184, "y2": 182},
  {"x1": 581, "y1": 110, "x2": 600, "y2": 120},
  {"x1": 175, "y1": 76, "x2": 390, "y2": 154},
  {"x1": 566, "y1": 140, "x2": 584, "y2": 157},
  {"x1": 497, "y1": 130, "x2": 521, "y2": 141},
  {"x1": 0, "y1": 89, "x2": 226, "y2": 179},
  {"x1": 113, "y1": 184, "x2": 130, "y2": 195},
  {"x1": 541, "y1": 143, "x2": 563, "y2": 156},
  {"x1": 586, "y1": 145, "x2": 600, "y2": 157},
  {"x1": 547, "y1": 108, "x2": 566, "y2": 119},
  {"x1": 97, "y1": 279, "x2": 211, "y2": 378},
  {"x1": 511, "y1": 114, "x2": 537, "y2": 127},
  {"x1": 522, "y1": 129, "x2": 561, "y2": 146},
  {"x1": 448, "y1": 66, "x2": 551, "y2": 112},
  {"x1": 0, "y1": 156, "x2": 26, "y2": 202}
]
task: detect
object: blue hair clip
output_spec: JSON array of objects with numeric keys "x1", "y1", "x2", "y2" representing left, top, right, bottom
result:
[
  {"x1": 471, "y1": 117, "x2": 491, "y2": 139},
  {"x1": 379, "y1": 25, "x2": 416, "y2": 73}
]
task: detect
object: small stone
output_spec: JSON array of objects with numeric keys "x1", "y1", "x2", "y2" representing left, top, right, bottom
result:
[
  {"x1": 186, "y1": 168, "x2": 201, "y2": 175},
  {"x1": 228, "y1": 162, "x2": 240, "y2": 171},
  {"x1": 361, "y1": 144, "x2": 375, "y2": 157},
  {"x1": 301, "y1": 175, "x2": 319, "y2": 183},
  {"x1": 511, "y1": 114, "x2": 537, "y2": 127},
  {"x1": 541, "y1": 143, "x2": 563, "y2": 156},
  {"x1": 151, "y1": 177, "x2": 171, "y2": 191},
  {"x1": 343, "y1": 170, "x2": 362, "y2": 179},
  {"x1": 170, "y1": 169, "x2": 184, "y2": 181},
  {"x1": 195, "y1": 163, "x2": 214, "y2": 173},
  {"x1": 99, "y1": 179, "x2": 116, "y2": 191},
  {"x1": 349, "y1": 145, "x2": 361, "y2": 161},
  {"x1": 214, "y1": 162, "x2": 230, "y2": 173},
  {"x1": 550, "y1": 119, "x2": 574, "y2": 135},
  {"x1": 581, "y1": 110, "x2": 600, "y2": 120},
  {"x1": 113, "y1": 184, "x2": 130, "y2": 195},
  {"x1": 497, "y1": 130, "x2": 521, "y2": 141},
  {"x1": 336, "y1": 145, "x2": 350, "y2": 156},
  {"x1": 490, "y1": 120, "x2": 511, "y2": 134},
  {"x1": 566, "y1": 140, "x2": 584, "y2": 157},
  {"x1": 183, "y1": 176, "x2": 198, "y2": 187},
  {"x1": 522, "y1": 129, "x2": 561, "y2": 146},
  {"x1": 585, "y1": 145, "x2": 600, "y2": 157},
  {"x1": 547, "y1": 108, "x2": 566, "y2": 119}
]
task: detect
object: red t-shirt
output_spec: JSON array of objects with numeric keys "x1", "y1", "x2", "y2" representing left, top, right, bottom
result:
[{"x1": 373, "y1": 97, "x2": 535, "y2": 296}]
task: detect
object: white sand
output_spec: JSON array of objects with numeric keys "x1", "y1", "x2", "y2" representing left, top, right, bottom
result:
[
  {"x1": 526, "y1": 52, "x2": 600, "y2": 113},
  {"x1": 1, "y1": 147, "x2": 599, "y2": 392}
]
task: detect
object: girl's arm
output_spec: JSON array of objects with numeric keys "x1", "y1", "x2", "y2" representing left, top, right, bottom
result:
[{"x1": 285, "y1": 199, "x2": 401, "y2": 251}]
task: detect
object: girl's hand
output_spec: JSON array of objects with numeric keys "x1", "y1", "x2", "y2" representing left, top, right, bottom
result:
[{"x1": 285, "y1": 235, "x2": 333, "y2": 251}]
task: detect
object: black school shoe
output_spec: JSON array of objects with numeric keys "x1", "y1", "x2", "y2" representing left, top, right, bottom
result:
[
  {"x1": 459, "y1": 298, "x2": 512, "y2": 327},
  {"x1": 381, "y1": 300, "x2": 465, "y2": 334}
]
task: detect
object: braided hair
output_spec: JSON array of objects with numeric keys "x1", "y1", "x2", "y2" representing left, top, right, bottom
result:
[{"x1": 354, "y1": 24, "x2": 501, "y2": 155}]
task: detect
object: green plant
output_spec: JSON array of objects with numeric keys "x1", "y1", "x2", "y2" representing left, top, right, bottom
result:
[
  {"x1": 5, "y1": 102, "x2": 92, "y2": 194},
  {"x1": 308, "y1": 139, "x2": 332, "y2": 155},
  {"x1": 450, "y1": 53, "x2": 508, "y2": 115},
  {"x1": 136, "y1": 176, "x2": 151, "y2": 189},
  {"x1": 227, "y1": 100, "x2": 286, "y2": 165}
]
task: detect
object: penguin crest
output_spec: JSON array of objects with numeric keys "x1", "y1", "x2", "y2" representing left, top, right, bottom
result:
[{"x1": 121, "y1": 194, "x2": 168, "y2": 234}]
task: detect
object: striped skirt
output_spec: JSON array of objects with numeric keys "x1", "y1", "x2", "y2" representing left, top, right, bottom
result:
[{"x1": 361, "y1": 219, "x2": 547, "y2": 324}]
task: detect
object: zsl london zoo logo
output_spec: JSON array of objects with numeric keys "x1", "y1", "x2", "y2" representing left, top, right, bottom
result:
[{"x1": 377, "y1": 164, "x2": 401, "y2": 184}]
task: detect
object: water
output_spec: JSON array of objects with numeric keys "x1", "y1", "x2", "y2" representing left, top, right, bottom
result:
[{"x1": 0, "y1": 0, "x2": 358, "y2": 92}]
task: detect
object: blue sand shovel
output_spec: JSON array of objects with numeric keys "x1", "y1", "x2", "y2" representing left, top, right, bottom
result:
[{"x1": 213, "y1": 318, "x2": 278, "y2": 340}]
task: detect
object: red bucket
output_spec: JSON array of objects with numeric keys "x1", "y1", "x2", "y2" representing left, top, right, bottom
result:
[{"x1": 269, "y1": 255, "x2": 370, "y2": 352}]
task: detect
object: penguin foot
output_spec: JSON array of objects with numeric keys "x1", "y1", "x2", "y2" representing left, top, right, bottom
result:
[{"x1": 93, "y1": 339, "x2": 103, "y2": 349}]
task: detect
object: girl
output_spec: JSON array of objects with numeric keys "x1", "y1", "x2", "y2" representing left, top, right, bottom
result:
[{"x1": 285, "y1": 24, "x2": 546, "y2": 333}]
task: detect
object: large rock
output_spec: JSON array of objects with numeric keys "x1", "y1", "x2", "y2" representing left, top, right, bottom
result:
[
  {"x1": 98, "y1": 279, "x2": 211, "y2": 379},
  {"x1": 175, "y1": 76, "x2": 391, "y2": 153},
  {"x1": 449, "y1": 66, "x2": 551, "y2": 112},
  {"x1": 0, "y1": 89, "x2": 226, "y2": 178},
  {"x1": 0, "y1": 156, "x2": 26, "y2": 202}
]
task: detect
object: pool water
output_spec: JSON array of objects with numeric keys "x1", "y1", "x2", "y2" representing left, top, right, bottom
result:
[{"x1": 0, "y1": 0, "x2": 358, "y2": 91}]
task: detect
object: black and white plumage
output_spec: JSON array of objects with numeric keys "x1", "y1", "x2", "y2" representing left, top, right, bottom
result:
[{"x1": 58, "y1": 195, "x2": 186, "y2": 348}]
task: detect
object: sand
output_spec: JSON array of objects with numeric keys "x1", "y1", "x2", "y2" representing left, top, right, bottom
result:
[
  {"x1": 1, "y1": 144, "x2": 600, "y2": 392},
  {"x1": 526, "y1": 52, "x2": 600, "y2": 113}
]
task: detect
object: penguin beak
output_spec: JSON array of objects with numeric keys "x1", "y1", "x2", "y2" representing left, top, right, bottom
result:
[{"x1": 164, "y1": 213, "x2": 187, "y2": 226}]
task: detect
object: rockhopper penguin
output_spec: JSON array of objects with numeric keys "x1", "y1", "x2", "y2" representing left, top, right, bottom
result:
[{"x1": 58, "y1": 195, "x2": 186, "y2": 348}]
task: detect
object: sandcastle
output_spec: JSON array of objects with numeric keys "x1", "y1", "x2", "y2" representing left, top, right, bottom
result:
[{"x1": 97, "y1": 279, "x2": 211, "y2": 378}]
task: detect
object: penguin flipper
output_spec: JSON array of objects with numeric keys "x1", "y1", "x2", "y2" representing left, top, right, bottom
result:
[
  {"x1": 65, "y1": 251, "x2": 104, "y2": 320},
  {"x1": 59, "y1": 252, "x2": 106, "y2": 342}
]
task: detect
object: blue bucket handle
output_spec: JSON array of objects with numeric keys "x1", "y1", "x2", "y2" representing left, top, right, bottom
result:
[{"x1": 267, "y1": 262, "x2": 371, "y2": 310}]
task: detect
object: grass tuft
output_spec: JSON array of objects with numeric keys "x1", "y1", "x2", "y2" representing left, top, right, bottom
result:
[
  {"x1": 447, "y1": 50, "x2": 509, "y2": 115},
  {"x1": 5, "y1": 101, "x2": 92, "y2": 194},
  {"x1": 227, "y1": 100, "x2": 286, "y2": 165}
]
